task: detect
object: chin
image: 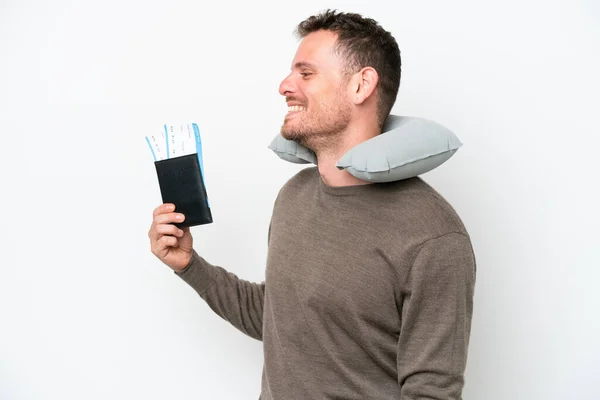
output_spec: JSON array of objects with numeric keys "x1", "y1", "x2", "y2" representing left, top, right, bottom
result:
[
  {"x1": 281, "y1": 121, "x2": 302, "y2": 141},
  {"x1": 281, "y1": 129, "x2": 302, "y2": 142},
  {"x1": 281, "y1": 130, "x2": 310, "y2": 149}
]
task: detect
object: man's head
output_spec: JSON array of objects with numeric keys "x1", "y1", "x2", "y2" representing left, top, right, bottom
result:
[{"x1": 279, "y1": 10, "x2": 401, "y2": 149}]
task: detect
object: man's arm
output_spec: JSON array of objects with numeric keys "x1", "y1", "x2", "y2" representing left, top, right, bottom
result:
[
  {"x1": 148, "y1": 203, "x2": 266, "y2": 340},
  {"x1": 175, "y1": 250, "x2": 265, "y2": 341},
  {"x1": 397, "y1": 232, "x2": 476, "y2": 399}
]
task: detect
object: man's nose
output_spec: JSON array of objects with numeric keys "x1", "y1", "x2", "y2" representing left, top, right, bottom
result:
[{"x1": 279, "y1": 73, "x2": 295, "y2": 96}]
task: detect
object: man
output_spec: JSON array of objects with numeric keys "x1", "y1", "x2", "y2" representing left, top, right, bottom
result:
[{"x1": 149, "y1": 9, "x2": 476, "y2": 400}]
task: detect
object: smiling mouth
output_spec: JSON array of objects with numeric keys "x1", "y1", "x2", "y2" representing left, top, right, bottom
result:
[
  {"x1": 287, "y1": 105, "x2": 306, "y2": 113},
  {"x1": 286, "y1": 105, "x2": 306, "y2": 120}
]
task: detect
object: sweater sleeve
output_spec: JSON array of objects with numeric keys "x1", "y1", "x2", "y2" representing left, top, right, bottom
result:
[
  {"x1": 397, "y1": 232, "x2": 476, "y2": 399},
  {"x1": 175, "y1": 250, "x2": 265, "y2": 341}
]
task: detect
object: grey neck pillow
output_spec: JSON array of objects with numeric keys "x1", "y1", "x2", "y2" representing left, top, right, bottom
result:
[{"x1": 268, "y1": 114, "x2": 462, "y2": 183}]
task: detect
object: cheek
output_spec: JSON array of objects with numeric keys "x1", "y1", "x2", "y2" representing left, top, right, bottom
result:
[
  {"x1": 303, "y1": 85, "x2": 331, "y2": 107},
  {"x1": 301, "y1": 79, "x2": 328, "y2": 97}
]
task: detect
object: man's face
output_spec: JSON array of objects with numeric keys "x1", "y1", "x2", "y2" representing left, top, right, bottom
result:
[{"x1": 279, "y1": 30, "x2": 352, "y2": 147}]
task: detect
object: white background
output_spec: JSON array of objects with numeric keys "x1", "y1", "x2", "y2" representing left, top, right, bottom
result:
[{"x1": 1, "y1": 0, "x2": 599, "y2": 399}]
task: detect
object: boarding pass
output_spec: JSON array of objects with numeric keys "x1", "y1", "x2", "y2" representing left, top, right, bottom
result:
[{"x1": 145, "y1": 123, "x2": 206, "y2": 171}]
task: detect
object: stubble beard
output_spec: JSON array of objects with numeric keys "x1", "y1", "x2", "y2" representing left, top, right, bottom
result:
[{"x1": 280, "y1": 98, "x2": 352, "y2": 152}]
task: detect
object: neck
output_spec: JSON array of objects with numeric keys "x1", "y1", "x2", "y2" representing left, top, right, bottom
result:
[{"x1": 314, "y1": 118, "x2": 381, "y2": 187}]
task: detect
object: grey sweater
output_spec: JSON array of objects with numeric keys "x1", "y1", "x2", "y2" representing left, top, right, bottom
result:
[{"x1": 176, "y1": 167, "x2": 476, "y2": 399}]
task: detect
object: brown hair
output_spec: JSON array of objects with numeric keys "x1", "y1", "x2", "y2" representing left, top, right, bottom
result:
[{"x1": 295, "y1": 9, "x2": 401, "y2": 127}]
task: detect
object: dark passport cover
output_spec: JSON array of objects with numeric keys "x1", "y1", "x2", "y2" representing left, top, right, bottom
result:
[{"x1": 154, "y1": 153, "x2": 213, "y2": 228}]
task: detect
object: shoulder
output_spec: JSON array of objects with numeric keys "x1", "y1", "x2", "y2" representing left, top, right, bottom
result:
[
  {"x1": 376, "y1": 179, "x2": 475, "y2": 280},
  {"x1": 376, "y1": 177, "x2": 471, "y2": 243}
]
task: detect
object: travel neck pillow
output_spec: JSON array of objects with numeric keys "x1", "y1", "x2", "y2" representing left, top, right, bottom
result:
[{"x1": 268, "y1": 114, "x2": 462, "y2": 182}]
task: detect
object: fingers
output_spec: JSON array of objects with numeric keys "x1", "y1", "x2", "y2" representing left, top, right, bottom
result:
[
  {"x1": 153, "y1": 203, "x2": 175, "y2": 217},
  {"x1": 155, "y1": 223, "x2": 184, "y2": 238},
  {"x1": 149, "y1": 204, "x2": 191, "y2": 264},
  {"x1": 158, "y1": 234, "x2": 178, "y2": 248},
  {"x1": 152, "y1": 234, "x2": 179, "y2": 256},
  {"x1": 148, "y1": 204, "x2": 186, "y2": 241},
  {"x1": 153, "y1": 212, "x2": 185, "y2": 226},
  {"x1": 148, "y1": 215, "x2": 184, "y2": 239}
]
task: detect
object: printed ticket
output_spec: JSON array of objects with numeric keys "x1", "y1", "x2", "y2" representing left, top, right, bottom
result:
[
  {"x1": 145, "y1": 130, "x2": 166, "y2": 162},
  {"x1": 165, "y1": 123, "x2": 196, "y2": 159},
  {"x1": 145, "y1": 123, "x2": 202, "y2": 162}
]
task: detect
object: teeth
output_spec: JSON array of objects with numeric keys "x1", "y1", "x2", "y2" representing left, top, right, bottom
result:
[{"x1": 288, "y1": 105, "x2": 306, "y2": 112}]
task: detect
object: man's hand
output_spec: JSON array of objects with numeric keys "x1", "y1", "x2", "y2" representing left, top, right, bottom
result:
[{"x1": 148, "y1": 203, "x2": 193, "y2": 272}]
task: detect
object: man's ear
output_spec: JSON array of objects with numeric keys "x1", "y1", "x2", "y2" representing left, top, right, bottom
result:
[{"x1": 351, "y1": 67, "x2": 379, "y2": 105}]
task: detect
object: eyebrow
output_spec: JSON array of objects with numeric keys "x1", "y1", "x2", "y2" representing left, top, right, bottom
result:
[{"x1": 293, "y1": 61, "x2": 317, "y2": 70}]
